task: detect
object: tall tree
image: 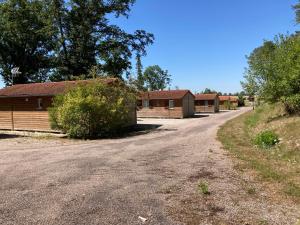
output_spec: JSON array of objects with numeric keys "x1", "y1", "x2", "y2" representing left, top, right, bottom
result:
[
  {"x1": 135, "y1": 53, "x2": 145, "y2": 90},
  {"x1": 294, "y1": 1, "x2": 300, "y2": 24},
  {"x1": 0, "y1": 0, "x2": 56, "y2": 85},
  {"x1": 50, "y1": 0, "x2": 154, "y2": 81},
  {"x1": 143, "y1": 65, "x2": 171, "y2": 91},
  {"x1": 0, "y1": 0, "x2": 154, "y2": 85}
]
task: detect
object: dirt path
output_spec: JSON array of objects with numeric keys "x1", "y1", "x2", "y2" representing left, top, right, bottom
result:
[{"x1": 0, "y1": 108, "x2": 298, "y2": 225}]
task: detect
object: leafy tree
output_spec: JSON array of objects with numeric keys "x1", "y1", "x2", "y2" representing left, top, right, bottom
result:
[
  {"x1": 242, "y1": 34, "x2": 300, "y2": 113},
  {"x1": 241, "y1": 69, "x2": 260, "y2": 97},
  {"x1": 0, "y1": 0, "x2": 154, "y2": 84},
  {"x1": 49, "y1": 0, "x2": 154, "y2": 81},
  {"x1": 202, "y1": 88, "x2": 217, "y2": 94},
  {"x1": 49, "y1": 79, "x2": 136, "y2": 139},
  {"x1": 0, "y1": 0, "x2": 56, "y2": 85},
  {"x1": 143, "y1": 65, "x2": 171, "y2": 91},
  {"x1": 237, "y1": 94, "x2": 245, "y2": 107}
]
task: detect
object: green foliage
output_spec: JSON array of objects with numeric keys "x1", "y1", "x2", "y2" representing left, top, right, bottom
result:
[
  {"x1": 143, "y1": 65, "x2": 171, "y2": 91},
  {"x1": 202, "y1": 88, "x2": 217, "y2": 94},
  {"x1": 49, "y1": 80, "x2": 136, "y2": 139},
  {"x1": 0, "y1": 0, "x2": 154, "y2": 84},
  {"x1": 224, "y1": 100, "x2": 231, "y2": 110},
  {"x1": 282, "y1": 94, "x2": 300, "y2": 114},
  {"x1": 135, "y1": 54, "x2": 145, "y2": 91},
  {"x1": 50, "y1": 0, "x2": 154, "y2": 80},
  {"x1": 254, "y1": 130, "x2": 279, "y2": 149},
  {"x1": 238, "y1": 94, "x2": 245, "y2": 107},
  {"x1": 242, "y1": 34, "x2": 300, "y2": 114},
  {"x1": 198, "y1": 181, "x2": 210, "y2": 195},
  {"x1": 0, "y1": 0, "x2": 56, "y2": 85},
  {"x1": 294, "y1": 1, "x2": 300, "y2": 24}
]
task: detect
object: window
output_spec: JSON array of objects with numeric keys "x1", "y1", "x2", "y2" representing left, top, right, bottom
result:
[
  {"x1": 143, "y1": 100, "x2": 149, "y2": 108},
  {"x1": 205, "y1": 100, "x2": 208, "y2": 106},
  {"x1": 169, "y1": 100, "x2": 174, "y2": 109},
  {"x1": 37, "y1": 98, "x2": 43, "y2": 109}
]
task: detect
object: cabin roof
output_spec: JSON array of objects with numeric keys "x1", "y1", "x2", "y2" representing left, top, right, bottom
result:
[
  {"x1": 139, "y1": 90, "x2": 194, "y2": 100},
  {"x1": 195, "y1": 93, "x2": 218, "y2": 101},
  {"x1": 219, "y1": 96, "x2": 238, "y2": 102},
  {"x1": 0, "y1": 78, "x2": 118, "y2": 98}
]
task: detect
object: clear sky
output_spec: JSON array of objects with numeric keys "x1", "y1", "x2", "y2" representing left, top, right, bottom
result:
[
  {"x1": 113, "y1": 0, "x2": 298, "y2": 93},
  {"x1": 0, "y1": 0, "x2": 298, "y2": 93}
]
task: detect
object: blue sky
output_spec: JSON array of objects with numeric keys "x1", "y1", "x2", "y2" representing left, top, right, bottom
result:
[
  {"x1": 0, "y1": 0, "x2": 298, "y2": 93},
  {"x1": 113, "y1": 0, "x2": 298, "y2": 93}
]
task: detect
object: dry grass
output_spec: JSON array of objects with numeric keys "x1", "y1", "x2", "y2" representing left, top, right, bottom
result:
[{"x1": 218, "y1": 103, "x2": 300, "y2": 201}]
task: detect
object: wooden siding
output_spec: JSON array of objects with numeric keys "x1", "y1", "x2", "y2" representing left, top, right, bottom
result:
[
  {"x1": 0, "y1": 105, "x2": 13, "y2": 130},
  {"x1": 137, "y1": 94, "x2": 195, "y2": 119},
  {"x1": 0, "y1": 97, "x2": 53, "y2": 131},
  {"x1": 195, "y1": 98, "x2": 220, "y2": 113},
  {"x1": 0, "y1": 96, "x2": 137, "y2": 132},
  {"x1": 219, "y1": 101, "x2": 238, "y2": 110},
  {"x1": 137, "y1": 99, "x2": 184, "y2": 118},
  {"x1": 182, "y1": 93, "x2": 195, "y2": 117}
]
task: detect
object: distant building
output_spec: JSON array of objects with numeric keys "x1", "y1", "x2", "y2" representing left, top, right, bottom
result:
[
  {"x1": 194, "y1": 93, "x2": 219, "y2": 113},
  {"x1": 137, "y1": 90, "x2": 195, "y2": 118},
  {"x1": 219, "y1": 96, "x2": 238, "y2": 110}
]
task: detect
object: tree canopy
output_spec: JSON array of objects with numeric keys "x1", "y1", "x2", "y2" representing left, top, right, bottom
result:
[
  {"x1": 0, "y1": 0, "x2": 56, "y2": 85},
  {"x1": 0, "y1": 0, "x2": 154, "y2": 85},
  {"x1": 143, "y1": 65, "x2": 171, "y2": 91},
  {"x1": 241, "y1": 34, "x2": 300, "y2": 113}
]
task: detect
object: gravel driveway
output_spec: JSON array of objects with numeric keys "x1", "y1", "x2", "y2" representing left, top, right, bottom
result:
[{"x1": 0, "y1": 108, "x2": 298, "y2": 225}]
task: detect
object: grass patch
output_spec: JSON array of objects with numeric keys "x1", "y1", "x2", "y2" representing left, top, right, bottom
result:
[
  {"x1": 218, "y1": 103, "x2": 300, "y2": 200},
  {"x1": 198, "y1": 181, "x2": 210, "y2": 195},
  {"x1": 247, "y1": 187, "x2": 256, "y2": 195}
]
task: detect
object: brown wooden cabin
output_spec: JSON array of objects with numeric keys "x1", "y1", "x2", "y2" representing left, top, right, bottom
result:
[
  {"x1": 0, "y1": 79, "x2": 137, "y2": 132},
  {"x1": 137, "y1": 90, "x2": 195, "y2": 119},
  {"x1": 219, "y1": 96, "x2": 238, "y2": 110},
  {"x1": 194, "y1": 93, "x2": 219, "y2": 113}
]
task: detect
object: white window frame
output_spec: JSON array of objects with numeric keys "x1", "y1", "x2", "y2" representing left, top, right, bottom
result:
[
  {"x1": 143, "y1": 99, "x2": 149, "y2": 108},
  {"x1": 169, "y1": 100, "x2": 174, "y2": 109},
  {"x1": 37, "y1": 98, "x2": 43, "y2": 110}
]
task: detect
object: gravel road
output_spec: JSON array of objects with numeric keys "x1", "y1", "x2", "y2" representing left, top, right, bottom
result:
[{"x1": 0, "y1": 108, "x2": 299, "y2": 225}]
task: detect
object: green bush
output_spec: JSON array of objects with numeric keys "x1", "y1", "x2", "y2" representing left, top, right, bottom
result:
[
  {"x1": 254, "y1": 130, "x2": 279, "y2": 148},
  {"x1": 48, "y1": 80, "x2": 136, "y2": 139},
  {"x1": 224, "y1": 101, "x2": 231, "y2": 110},
  {"x1": 282, "y1": 94, "x2": 300, "y2": 114},
  {"x1": 238, "y1": 94, "x2": 245, "y2": 107}
]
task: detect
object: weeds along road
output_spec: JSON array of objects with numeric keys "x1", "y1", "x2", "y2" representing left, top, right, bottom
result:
[{"x1": 0, "y1": 107, "x2": 298, "y2": 225}]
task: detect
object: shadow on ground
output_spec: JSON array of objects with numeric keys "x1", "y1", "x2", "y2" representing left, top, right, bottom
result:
[{"x1": 0, "y1": 133, "x2": 22, "y2": 139}]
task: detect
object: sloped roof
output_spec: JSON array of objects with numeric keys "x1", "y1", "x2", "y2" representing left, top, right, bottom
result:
[
  {"x1": 219, "y1": 96, "x2": 238, "y2": 102},
  {"x1": 0, "y1": 78, "x2": 118, "y2": 98},
  {"x1": 195, "y1": 93, "x2": 218, "y2": 101},
  {"x1": 140, "y1": 90, "x2": 194, "y2": 100}
]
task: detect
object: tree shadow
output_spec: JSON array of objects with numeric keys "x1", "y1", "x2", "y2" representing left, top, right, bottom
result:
[
  {"x1": 191, "y1": 114, "x2": 210, "y2": 118},
  {"x1": 110, "y1": 124, "x2": 163, "y2": 139},
  {"x1": 0, "y1": 133, "x2": 22, "y2": 139}
]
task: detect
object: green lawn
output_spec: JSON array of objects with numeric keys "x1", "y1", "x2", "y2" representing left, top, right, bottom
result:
[{"x1": 218, "y1": 104, "x2": 300, "y2": 200}]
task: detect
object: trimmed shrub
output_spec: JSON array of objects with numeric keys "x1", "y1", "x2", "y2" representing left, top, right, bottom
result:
[
  {"x1": 254, "y1": 130, "x2": 279, "y2": 148},
  {"x1": 282, "y1": 94, "x2": 300, "y2": 114},
  {"x1": 48, "y1": 80, "x2": 136, "y2": 139}
]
